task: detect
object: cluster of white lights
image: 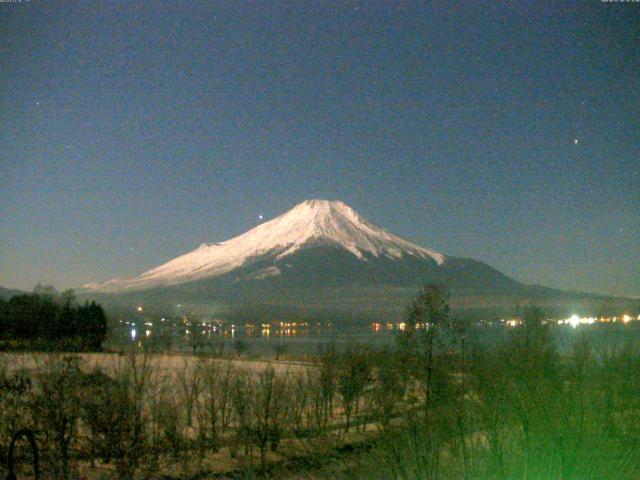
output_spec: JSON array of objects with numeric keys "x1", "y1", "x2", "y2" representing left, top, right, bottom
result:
[
  {"x1": 559, "y1": 314, "x2": 635, "y2": 328},
  {"x1": 560, "y1": 315, "x2": 596, "y2": 328}
]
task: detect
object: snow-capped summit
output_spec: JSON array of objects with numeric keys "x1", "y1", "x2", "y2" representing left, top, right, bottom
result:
[{"x1": 85, "y1": 199, "x2": 445, "y2": 293}]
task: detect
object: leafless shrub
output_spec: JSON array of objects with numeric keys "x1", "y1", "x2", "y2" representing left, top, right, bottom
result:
[
  {"x1": 79, "y1": 366, "x2": 141, "y2": 478},
  {"x1": 155, "y1": 393, "x2": 184, "y2": 460}
]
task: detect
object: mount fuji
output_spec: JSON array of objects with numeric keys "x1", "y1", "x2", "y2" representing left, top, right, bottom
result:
[
  {"x1": 83, "y1": 200, "x2": 626, "y2": 321},
  {"x1": 85, "y1": 199, "x2": 446, "y2": 293}
]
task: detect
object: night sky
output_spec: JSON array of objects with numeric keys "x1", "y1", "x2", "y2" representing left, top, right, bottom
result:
[{"x1": 1, "y1": 1, "x2": 639, "y2": 297}]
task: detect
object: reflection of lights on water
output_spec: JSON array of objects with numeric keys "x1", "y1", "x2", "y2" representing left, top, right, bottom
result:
[{"x1": 125, "y1": 311, "x2": 640, "y2": 347}]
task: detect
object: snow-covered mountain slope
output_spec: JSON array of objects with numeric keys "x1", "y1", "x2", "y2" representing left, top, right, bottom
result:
[{"x1": 85, "y1": 199, "x2": 446, "y2": 293}]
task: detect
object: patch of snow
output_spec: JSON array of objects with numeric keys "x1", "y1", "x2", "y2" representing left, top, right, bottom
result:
[{"x1": 246, "y1": 266, "x2": 281, "y2": 280}]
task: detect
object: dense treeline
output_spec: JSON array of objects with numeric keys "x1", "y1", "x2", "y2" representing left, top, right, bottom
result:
[
  {"x1": 0, "y1": 285, "x2": 107, "y2": 351},
  {"x1": 1, "y1": 284, "x2": 639, "y2": 479}
]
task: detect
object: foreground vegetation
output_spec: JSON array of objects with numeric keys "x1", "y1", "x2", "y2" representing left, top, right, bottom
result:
[
  {"x1": 1, "y1": 284, "x2": 639, "y2": 479},
  {"x1": 348, "y1": 296, "x2": 640, "y2": 479}
]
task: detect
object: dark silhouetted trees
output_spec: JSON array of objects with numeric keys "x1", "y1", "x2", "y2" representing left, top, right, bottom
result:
[
  {"x1": 0, "y1": 286, "x2": 107, "y2": 351},
  {"x1": 397, "y1": 283, "x2": 452, "y2": 413}
]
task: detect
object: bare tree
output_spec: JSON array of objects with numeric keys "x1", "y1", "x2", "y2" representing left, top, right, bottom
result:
[
  {"x1": 176, "y1": 358, "x2": 202, "y2": 428},
  {"x1": 251, "y1": 365, "x2": 289, "y2": 471},
  {"x1": 304, "y1": 369, "x2": 327, "y2": 435},
  {"x1": 318, "y1": 343, "x2": 338, "y2": 428},
  {"x1": 337, "y1": 348, "x2": 372, "y2": 433},
  {"x1": 116, "y1": 352, "x2": 153, "y2": 478},
  {"x1": 289, "y1": 372, "x2": 311, "y2": 437},
  {"x1": 195, "y1": 359, "x2": 222, "y2": 452},
  {"x1": 371, "y1": 348, "x2": 405, "y2": 430},
  {"x1": 397, "y1": 283, "x2": 451, "y2": 414},
  {"x1": 80, "y1": 365, "x2": 147, "y2": 479},
  {"x1": 32, "y1": 355, "x2": 83, "y2": 480},
  {"x1": 229, "y1": 370, "x2": 253, "y2": 459},
  {"x1": 273, "y1": 342, "x2": 288, "y2": 360},
  {"x1": 218, "y1": 361, "x2": 235, "y2": 433}
]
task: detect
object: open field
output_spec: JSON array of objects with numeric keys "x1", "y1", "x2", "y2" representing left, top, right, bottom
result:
[{"x1": 0, "y1": 352, "x2": 312, "y2": 377}]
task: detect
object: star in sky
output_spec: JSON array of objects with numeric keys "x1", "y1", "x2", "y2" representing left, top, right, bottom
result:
[{"x1": 1, "y1": 2, "x2": 638, "y2": 298}]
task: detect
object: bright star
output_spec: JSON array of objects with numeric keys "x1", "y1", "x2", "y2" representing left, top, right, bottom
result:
[{"x1": 574, "y1": 138, "x2": 579, "y2": 145}]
